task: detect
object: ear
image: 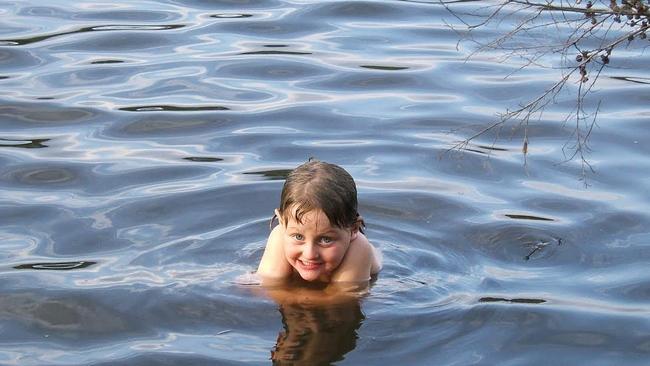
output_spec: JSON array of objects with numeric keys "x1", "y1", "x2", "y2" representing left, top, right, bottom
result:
[
  {"x1": 350, "y1": 231, "x2": 359, "y2": 241},
  {"x1": 349, "y1": 221, "x2": 360, "y2": 241},
  {"x1": 274, "y1": 209, "x2": 284, "y2": 226}
]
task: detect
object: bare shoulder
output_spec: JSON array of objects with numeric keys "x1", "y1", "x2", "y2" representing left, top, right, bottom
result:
[
  {"x1": 331, "y1": 233, "x2": 382, "y2": 283},
  {"x1": 351, "y1": 233, "x2": 382, "y2": 274},
  {"x1": 257, "y1": 225, "x2": 293, "y2": 280}
]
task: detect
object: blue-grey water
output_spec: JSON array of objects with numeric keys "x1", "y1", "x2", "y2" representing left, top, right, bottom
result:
[{"x1": 1, "y1": 0, "x2": 649, "y2": 365}]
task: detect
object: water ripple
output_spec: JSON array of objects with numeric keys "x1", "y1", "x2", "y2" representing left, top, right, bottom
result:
[{"x1": 1, "y1": 0, "x2": 649, "y2": 364}]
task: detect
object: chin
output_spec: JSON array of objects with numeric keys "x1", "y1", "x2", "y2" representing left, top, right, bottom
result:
[
  {"x1": 291, "y1": 260, "x2": 327, "y2": 282},
  {"x1": 297, "y1": 270, "x2": 322, "y2": 282}
]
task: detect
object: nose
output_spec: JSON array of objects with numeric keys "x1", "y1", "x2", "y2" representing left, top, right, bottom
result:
[{"x1": 303, "y1": 243, "x2": 319, "y2": 260}]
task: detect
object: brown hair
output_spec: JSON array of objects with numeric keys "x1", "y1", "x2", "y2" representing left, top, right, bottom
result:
[{"x1": 271, "y1": 159, "x2": 364, "y2": 232}]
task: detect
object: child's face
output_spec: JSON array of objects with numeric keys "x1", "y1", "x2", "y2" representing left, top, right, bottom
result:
[{"x1": 281, "y1": 208, "x2": 356, "y2": 282}]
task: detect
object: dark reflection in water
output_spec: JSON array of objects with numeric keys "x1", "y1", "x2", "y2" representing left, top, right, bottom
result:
[
  {"x1": 609, "y1": 76, "x2": 650, "y2": 85},
  {"x1": 119, "y1": 105, "x2": 230, "y2": 112},
  {"x1": 0, "y1": 138, "x2": 49, "y2": 148},
  {"x1": 476, "y1": 144, "x2": 509, "y2": 152},
  {"x1": 13, "y1": 261, "x2": 96, "y2": 270},
  {"x1": 254, "y1": 279, "x2": 369, "y2": 365},
  {"x1": 89, "y1": 59, "x2": 125, "y2": 64},
  {"x1": 243, "y1": 169, "x2": 292, "y2": 180},
  {"x1": 360, "y1": 65, "x2": 409, "y2": 71},
  {"x1": 273, "y1": 300, "x2": 364, "y2": 365},
  {"x1": 479, "y1": 297, "x2": 546, "y2": 304},
  {"x1": 505, "y1": 214, "x2": 555, "y2": 221},
  {"x1": 0, "y1": 24, "x2": 185, "y2": 46},
  {"x1": 183, "y1": 156, "x2": 224, "y2": 162},
  {"x1": 458, "y1": 143, "x2": 510, "y2": 155},
  {"x1": 210, "y1": 14, "x2": 254, "y2": 19}
]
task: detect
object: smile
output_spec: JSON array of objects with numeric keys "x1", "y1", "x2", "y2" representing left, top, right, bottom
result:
[{"x1": 298, "y1": 259, "x2": 322, "y2": 270}]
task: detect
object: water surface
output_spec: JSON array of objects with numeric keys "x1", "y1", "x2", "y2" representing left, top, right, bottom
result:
[{"x1": 1, "y1": 0, "x2": 649, "y2": 365}]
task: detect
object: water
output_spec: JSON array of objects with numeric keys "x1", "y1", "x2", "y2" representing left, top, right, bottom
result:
[{"x1": 1, "y1": 0, "x2": 649, "y2": 364}]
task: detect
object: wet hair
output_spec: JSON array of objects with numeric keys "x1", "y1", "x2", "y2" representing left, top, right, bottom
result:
[{"x1": 271, "y1": 159, "x2": 364, "y2": 232}]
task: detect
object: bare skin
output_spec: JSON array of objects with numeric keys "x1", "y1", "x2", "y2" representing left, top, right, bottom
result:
[
  {"x1": 257, "y1": 208, "x2": 382, "y2": 295},
  {"x1": 253, "y1": 208, "x2": 380, "y2": 361}
]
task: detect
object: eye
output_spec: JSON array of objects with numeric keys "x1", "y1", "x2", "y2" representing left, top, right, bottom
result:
[
  {"x1": 319, "y1": 236, "x2": 334, "y2": 246},
  {"x1": 291, "y1": 233, "x2": 304, "y2": 241}
]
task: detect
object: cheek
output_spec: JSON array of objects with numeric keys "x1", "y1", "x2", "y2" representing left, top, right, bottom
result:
[
  {"x1": 324, "y1": 245, "x2": 349, "y2": 265},
  {"x1": 282, "y1": 242, "x2": 297, "y2": 260}
]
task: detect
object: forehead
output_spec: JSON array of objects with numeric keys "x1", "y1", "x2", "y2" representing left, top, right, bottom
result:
[{"x1": 286, "y1": 208, "x2": 333, "y2": 227}]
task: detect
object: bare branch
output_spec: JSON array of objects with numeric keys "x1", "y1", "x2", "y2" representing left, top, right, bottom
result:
[{"x1": 443, "y1": 0, "x2": 650, "y2": 182}]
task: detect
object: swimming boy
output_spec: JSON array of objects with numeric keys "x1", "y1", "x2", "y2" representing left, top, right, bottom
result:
[{"x1": 257, "y1": 160, "x2": 382, "y2": 285}]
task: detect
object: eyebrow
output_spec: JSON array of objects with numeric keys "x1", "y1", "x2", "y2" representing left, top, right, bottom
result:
[{"x1": 286, "y1": 226, "x2": 338, "y2": 235}]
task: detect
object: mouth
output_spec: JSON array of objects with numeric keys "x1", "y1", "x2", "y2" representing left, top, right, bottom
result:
[{"x1": 297, "y1": 259, "x2": 322, "y2": 271}]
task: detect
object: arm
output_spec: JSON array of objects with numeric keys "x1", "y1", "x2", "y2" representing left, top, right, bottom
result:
[
  {"x1": 257, "y1": 225, "x2": 294, "y2": 281},
  {"x1": 260, "y1": 283, "x2": 364, "y2": 306},
  {"x1": 330, "y1": 233, "x2": 382, "y2": 283}
]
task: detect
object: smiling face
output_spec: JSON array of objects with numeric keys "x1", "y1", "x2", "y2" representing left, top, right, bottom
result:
[{"x1": 281, "y1": 208, "x2": 357, "y2": 282}]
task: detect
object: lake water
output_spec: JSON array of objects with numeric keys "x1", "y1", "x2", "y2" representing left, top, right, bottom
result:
[{"x1": 1, "y1": 0, "x2": 649, "y2": 365}]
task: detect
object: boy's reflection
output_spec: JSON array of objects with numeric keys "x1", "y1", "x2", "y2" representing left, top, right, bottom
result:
[
  {"x1": 259, "y1": 281, "x2": 367, "y2": 365},
  {"x1": 272, "y1": 299, "x2": 364, "y2": 365}
]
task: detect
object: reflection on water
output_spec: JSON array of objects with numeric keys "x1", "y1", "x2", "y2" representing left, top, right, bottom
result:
[
  {"x1": 0, "y1": 138, "x2": 49, "y2": 148},
  {"x1": 503, "y1": 214, "x2": 555, "y2": 222},
  {"x1": 119, "y1": 105, "x2": 230, "y2": 112},
  {"x1": 1, "y1": 0, "x2": 650, "y2": 364},
  {"x1": 183, "y1": 156, "x2": 224, "y2": 162},
  {"x1": 273, "y1": 300, "x2": 364, "y2": 365},
  {"x1": 13, "y1": 261, "x2": 96, "y2": 270},
  {"x1": 243, "y1": 169, "x2": 292, "y2": 180},
  {"x1": 478, "y1": 297, "x2": 546, "y2": 304},
  {"x1": 0, "y1": 24, "x2": 185, "y2": 46},
  {"x1": 253, "y1": 279, "x2": 370, "y2": 364}
]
